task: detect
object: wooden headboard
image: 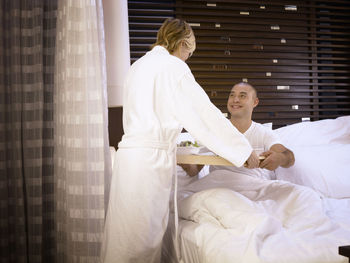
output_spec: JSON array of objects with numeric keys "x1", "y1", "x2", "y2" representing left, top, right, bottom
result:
[{"x1": 108, "y1": 107, "x2": 123, "y2": 149}]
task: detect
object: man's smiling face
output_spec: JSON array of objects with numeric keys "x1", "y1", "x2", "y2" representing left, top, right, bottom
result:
[{"x1": 227, "y1": 83, "x2": 259, "y2": 119}]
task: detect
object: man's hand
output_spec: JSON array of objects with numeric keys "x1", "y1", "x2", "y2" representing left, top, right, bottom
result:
[
  {"x1": 259, "y1": 144, "x2": 295, "y2": 170},
  {"x1": 245, "y1": 151, "x2": 259, "y2": 169},
  {"x1": 259, "y1": 150, "x2": 282, "y2": 171}
]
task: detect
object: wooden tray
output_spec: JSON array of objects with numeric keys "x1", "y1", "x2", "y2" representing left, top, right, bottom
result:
[
  {"x1": 176, "y1": 154, "x2": 234, "y2": 166},
  {"x1": 176, "y1": 154, "x2": 265, "y2": 166}
]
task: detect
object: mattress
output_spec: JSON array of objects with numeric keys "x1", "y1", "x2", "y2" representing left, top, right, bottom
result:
[{"x1": 162, "y1": 213, "x2": 200, "y2": 263}]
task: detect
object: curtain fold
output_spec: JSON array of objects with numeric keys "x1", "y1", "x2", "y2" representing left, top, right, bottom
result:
[
  {"x1": 1, "y1": 0, "x2": 110, "y2": 261},
  {"x1": 0, "y1": 1, "x2": 57, "y2": 262},
  {"x1": 54, "y1": 0, "x2": 110, "y2": 261}
]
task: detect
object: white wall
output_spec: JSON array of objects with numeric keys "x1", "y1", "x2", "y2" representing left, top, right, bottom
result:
[{"x1": 102, "y1": 0, "x2": 130, "y2": 107}]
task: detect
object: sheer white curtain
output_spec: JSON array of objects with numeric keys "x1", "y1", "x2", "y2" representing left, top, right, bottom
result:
[{"x1": 54, "y1": 0, "x2": 111, "y2": 261}]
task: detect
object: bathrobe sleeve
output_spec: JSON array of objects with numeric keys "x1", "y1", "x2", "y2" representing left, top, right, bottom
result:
[{"x1": 171, "y1": 72, "x2": 252, "y2": 167}]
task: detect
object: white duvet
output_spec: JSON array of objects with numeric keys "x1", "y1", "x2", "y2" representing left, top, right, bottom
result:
[
  {"x1": 162, "y1": 117, "x2": 350, "y2": 262},
  {"x1": 178, "y1": 170, "x2": 350, "y2": 263}
]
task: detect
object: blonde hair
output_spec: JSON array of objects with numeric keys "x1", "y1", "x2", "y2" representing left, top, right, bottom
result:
[{"x1": 151, "y1": 18, "x2": 196, "y2": 54}]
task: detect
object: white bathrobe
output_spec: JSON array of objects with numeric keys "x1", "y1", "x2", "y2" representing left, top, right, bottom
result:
[{"x1": 100, "y1": 46, "x2": 252, "y2": 263}]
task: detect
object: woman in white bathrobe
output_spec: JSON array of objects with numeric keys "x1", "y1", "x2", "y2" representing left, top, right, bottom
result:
[{"x1": 100, "y1": 18, "x2": 259, "y2": 263}]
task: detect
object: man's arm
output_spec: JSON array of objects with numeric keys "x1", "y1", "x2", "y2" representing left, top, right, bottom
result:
[
  {"x1": 179, "y1": 164, "x2": 204, "y2": 177},
  {"x1": 259, "y1": 144, "x2": 295, "y2": 170}
]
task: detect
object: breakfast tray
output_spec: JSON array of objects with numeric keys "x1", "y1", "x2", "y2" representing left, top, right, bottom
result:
[
  {"x1": 176, "y1": 154, "x2": 234, "y2": 166},
  {"x1": 176, "y1": 154, "x2": 265, "y2": 166}
]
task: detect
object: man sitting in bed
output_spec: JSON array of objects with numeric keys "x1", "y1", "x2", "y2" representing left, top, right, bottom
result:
[{"x1": 181, "y1": 82, "x2": 295, "y2": 179}]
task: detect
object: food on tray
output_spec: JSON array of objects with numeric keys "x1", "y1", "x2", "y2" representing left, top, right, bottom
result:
[
  {"x1": 177, "y1": 141, "x2": 207, "y2": 155},
  {"x1": 178, "y1": 141, "x2": 200, "y2": 147}
]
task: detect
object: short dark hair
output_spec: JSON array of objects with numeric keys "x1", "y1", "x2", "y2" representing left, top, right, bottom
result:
[{"x1": 233, "y1": 82, "x2": 258, "y2": 98}]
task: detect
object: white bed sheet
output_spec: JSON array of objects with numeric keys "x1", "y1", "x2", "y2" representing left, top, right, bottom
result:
[
  {"x1": 163, "y1": 116, "x2": 350, "y2": 263},
  {"x1": 274, "y1": 116, "x2": 350, "y2": 198},
  {"x1": 166, "y1": 170, "x2": 350, "y2": 263}
]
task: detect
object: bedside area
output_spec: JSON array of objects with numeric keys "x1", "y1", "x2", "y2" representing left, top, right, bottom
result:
[{"x1": 339, "y1": 246, "x2": 350, "y2": 263}]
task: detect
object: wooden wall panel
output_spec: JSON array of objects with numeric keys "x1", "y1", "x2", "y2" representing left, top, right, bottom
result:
[{"x1": 127, "y1": 0, "x2": 350, "y2": 128}]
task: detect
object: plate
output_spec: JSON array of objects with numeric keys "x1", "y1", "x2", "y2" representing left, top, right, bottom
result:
[{"x1": 176, "y1": 146, "x2": 204, "y2": 155}]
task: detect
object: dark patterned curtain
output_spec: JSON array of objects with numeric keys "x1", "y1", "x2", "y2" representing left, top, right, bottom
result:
[{"x1": 0, "y1": 0, "x2": 57, "y2": 262}]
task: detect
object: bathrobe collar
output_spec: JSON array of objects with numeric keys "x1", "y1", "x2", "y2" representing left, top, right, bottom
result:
[
  {"x1": 151, "y1": 45, "x2": 169, "y2": 54},
  {"x1": 151, "y1": 45, "x2": 185, "y2": 63}
]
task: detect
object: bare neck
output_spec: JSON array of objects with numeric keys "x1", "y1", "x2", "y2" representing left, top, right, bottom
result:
[{"x1": 230, "y1": 118, "x2": 252, "y2": 134}]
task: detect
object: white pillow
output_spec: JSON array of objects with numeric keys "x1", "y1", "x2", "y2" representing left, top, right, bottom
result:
[
  {"x1": 274, "y1": 116, "x2": 350, "y2": 148},
  {"x1": 275, "y1": 144, "x2": 350, "y2": 198}
]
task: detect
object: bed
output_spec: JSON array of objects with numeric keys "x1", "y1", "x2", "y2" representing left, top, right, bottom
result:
[{"x1": 162, "y1": 116, "x2": 350, "y2": 263}]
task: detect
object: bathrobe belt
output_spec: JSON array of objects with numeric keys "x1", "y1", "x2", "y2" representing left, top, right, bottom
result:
[{"x1": 118, "y1": 138, "x2": 176, "y2": 152}]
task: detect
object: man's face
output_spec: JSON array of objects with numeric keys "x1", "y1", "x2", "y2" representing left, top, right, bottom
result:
[{"x1": 227, "y1": 84, "x2": 259, "y2": 119}]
